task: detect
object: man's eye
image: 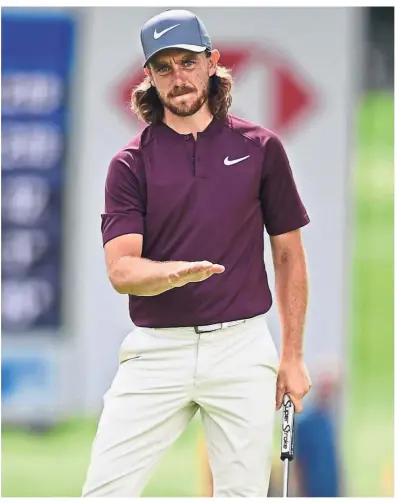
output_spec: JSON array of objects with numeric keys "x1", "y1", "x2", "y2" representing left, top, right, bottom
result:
[
  {"x1": 157, "y1": 66, "x2": 169, "y2": 74},
  {"x1": 183, "y1": 60, "x2": 195, "y2": 67}
]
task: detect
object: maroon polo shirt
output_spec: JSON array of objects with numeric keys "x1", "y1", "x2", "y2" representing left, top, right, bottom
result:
[{"x1": 101, "y1": 114, "x2": 310, "y2": 328}]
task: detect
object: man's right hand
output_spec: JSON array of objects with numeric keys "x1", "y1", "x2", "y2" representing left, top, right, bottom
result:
[
  {"x1": 167, "y1": 261, "x2": 225, "y2": 288},
  {"x1": 104, "y1": 234, "x2": 226, "y2": 296}
]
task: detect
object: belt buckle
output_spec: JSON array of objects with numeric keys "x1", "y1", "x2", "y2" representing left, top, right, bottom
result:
[{"x1": 194, "y1": 324, "x2": 221, "y2": 334}]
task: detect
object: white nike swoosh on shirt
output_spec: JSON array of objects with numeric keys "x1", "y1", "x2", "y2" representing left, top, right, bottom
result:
[
  {"x1": 224, "y1": 155, "x2": 250, "y2": 166},
  {"x1": 153, "y1": 24, "x2": 181, "y2": 39}
]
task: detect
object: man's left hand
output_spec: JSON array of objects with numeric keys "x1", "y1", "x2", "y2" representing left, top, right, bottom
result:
[{"x1": 275, "y1": 357, "x2": 312, "y2": 413}]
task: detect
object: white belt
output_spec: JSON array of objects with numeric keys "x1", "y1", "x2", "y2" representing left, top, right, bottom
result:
[{"x1": 194, "y1": 319, "x2": 247, "y2": 334}]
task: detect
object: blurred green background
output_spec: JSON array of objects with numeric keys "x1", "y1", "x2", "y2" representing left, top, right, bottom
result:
[
  {"x1": 2, "y1": 91, "x2": 393, "y2": 497},
  {"x1": 345, "y1": 91, "x2": 394, "y2": 497}
]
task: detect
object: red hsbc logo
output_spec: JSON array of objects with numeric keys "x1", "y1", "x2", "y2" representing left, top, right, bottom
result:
[{"x1": 114, "y1": 44, "x2": 318, "y2": 136}]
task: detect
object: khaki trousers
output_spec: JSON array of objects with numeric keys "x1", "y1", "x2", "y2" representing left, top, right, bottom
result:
[{"x1": 82, "y1": 313, "x2": 279, "y2": 497}]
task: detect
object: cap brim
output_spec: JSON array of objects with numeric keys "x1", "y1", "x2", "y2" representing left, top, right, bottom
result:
[{"x1": 144, "y1": 44, "x2": 208, "y2": 67}]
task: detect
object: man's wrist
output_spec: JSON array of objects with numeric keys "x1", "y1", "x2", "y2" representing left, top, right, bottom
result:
[{"x1": 280, "y1": 349, "x2": 303, "y2": 361}]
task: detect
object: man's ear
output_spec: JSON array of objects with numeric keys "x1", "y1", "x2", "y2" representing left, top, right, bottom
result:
[
  {"x1": 144, "y1": 67, "x2": 154, "y2": 86},
  {"x1": 208, "y1": 49, "x2": 220, "y2": 77}
]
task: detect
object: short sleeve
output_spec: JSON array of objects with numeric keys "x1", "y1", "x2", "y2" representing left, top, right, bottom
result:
[
  {"x1": 260, "y1": 135, "x2": 310, "y2": 236},
  {"x1": 101, "y1": 154, "x2": 145, "y2": 246}
]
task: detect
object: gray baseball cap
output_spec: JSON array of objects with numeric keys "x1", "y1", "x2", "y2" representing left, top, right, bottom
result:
[{"x1": 140, "y1": 9, "x2": 212, "y2": 67}]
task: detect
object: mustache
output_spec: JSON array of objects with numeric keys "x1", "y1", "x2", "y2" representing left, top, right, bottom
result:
[{"x1": 168, "y1": 86, "x2": 196, "y2": 98}]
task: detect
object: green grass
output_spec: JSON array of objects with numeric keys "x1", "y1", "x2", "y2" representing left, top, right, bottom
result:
[
  {"x1": 1, "y1": 419, "x2": 96, "y2": 497},
  {"x1": 1, "y1": 92, "x2": 394, "y2": 497},
  {"x1": 1, "y1": 416, "x2": 204, "y2": 497}
]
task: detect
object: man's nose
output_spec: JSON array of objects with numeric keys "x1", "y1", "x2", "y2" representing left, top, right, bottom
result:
[{"x1": 171, "y1": 65, "x2": 186, "y2": 86}]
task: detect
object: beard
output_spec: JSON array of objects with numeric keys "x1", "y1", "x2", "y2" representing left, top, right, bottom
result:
[{"x1": 158, "y1": 81, "x2": 210, "y2": 117}]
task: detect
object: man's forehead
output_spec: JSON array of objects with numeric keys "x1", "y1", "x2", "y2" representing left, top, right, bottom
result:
[{"x1": 151, "y1": 48, "x2": 201, "y2": 65}]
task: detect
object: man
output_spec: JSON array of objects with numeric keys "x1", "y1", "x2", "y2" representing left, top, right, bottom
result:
[{"x1": 82, "y1": 9, "x2": 311, "y2": 497}]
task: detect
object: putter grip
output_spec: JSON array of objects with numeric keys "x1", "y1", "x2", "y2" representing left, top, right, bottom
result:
[{"x1": 280, "y1": 394, "x2": 295, "y2": 461}]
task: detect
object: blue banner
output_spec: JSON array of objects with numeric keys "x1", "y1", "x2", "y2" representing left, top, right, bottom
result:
[{"x1": 1, "y1": 11, "x2": 76, "y2": 332}]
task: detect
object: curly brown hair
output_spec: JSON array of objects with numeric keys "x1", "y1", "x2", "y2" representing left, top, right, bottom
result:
[{"x1": 130, "y1": 64, "x2": 233, "y2": 125}]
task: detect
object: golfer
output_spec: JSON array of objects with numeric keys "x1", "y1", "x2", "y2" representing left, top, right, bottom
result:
[{"x1": 82, "y1": 9, "x2": 312, "y2": 497}]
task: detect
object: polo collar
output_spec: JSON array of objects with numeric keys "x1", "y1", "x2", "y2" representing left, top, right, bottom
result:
[{"x1": 157, "y1": 116, "x2": 225, "y2": 138}]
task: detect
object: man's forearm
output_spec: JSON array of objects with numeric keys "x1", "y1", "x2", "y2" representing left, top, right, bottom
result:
[
  {"x1": 274, "y1": 249, "x2": 308, "y2": 360},
  {"x1": 108, "y1": 256, "x2": 186, "y2": 296}
]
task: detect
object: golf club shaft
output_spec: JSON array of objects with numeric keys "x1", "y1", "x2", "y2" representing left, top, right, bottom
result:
[{"x1": 283, "y1": 460, "x2": 289, "y2": 498}]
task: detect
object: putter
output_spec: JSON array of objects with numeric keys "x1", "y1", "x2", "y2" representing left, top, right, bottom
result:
[{"x1": 280, "y1": 394, "x2": 295, "y2": 497}]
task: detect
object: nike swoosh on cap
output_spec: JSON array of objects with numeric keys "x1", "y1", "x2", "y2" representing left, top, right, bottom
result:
[{"x1": 153, "y1": 24, "x2": 181, "y2": 39}]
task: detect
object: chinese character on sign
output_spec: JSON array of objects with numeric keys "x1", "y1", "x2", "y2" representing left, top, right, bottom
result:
[
  {"x1": 2, "y1": 176, "x2": 51, "y2": 225},
  {"x1": 2, "y1": 72, "x2": 63, "y2": 115},
  {"x1": 2, "y1": 123, "x2": 63, "y2": 170}
]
